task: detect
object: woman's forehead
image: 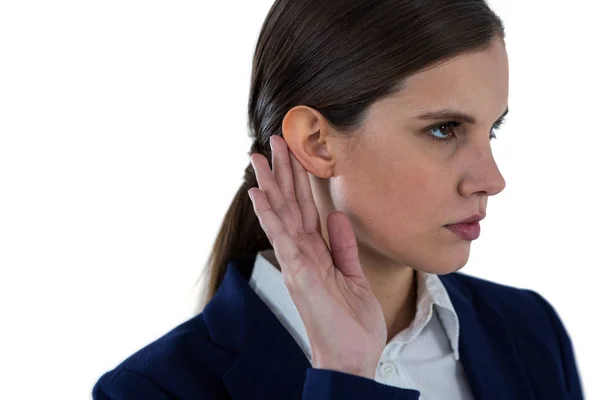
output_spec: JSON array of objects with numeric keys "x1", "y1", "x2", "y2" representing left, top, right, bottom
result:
[{"x1": 371, "y1": 45, "x2": 509, "y2": 124}]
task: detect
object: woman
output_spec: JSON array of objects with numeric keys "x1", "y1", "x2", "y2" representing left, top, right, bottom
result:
[{"x1": 93, "y1": 0, "x2": 584, "y2": 398}]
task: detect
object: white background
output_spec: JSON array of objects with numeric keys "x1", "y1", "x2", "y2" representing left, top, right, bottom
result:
[{"x1": 0, "y1": 1, "x2": 598, "y2": 398}]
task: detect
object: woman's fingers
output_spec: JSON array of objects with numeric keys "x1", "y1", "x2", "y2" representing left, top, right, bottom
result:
[
  {"x1": 248, "y1": 187, "x2": 305, "y2": 278},
  {"x1": 250, "y1": 152, "x2": 298, "y2": 236},
  {"x1": 270, "y1": 135, "x2": 304, "y2": 233},
  {"x1": 287, "y1": 143, "x2": 322, "y2": 235}
]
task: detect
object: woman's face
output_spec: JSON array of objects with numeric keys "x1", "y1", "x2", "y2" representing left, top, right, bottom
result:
[{"x1": 286, "y1": 36, "x2": 509, "y2": 275}]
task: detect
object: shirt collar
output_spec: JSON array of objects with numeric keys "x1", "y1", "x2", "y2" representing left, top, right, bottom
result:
[
  {"x1": 408, "y1": 264, "x2": 461, "y2": 360},
  {"x1": 249, "y1": 250, "x2": 461, "y2": 362}
]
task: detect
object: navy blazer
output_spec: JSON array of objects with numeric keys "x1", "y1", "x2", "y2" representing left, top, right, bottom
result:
[{"x1": 93, "y1": 252, "x2": 584, "y2": 399}]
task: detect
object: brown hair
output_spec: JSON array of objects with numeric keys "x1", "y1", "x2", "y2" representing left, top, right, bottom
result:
[{"x1": 197, "y1": 0, "x2": 505, "y2": 309}]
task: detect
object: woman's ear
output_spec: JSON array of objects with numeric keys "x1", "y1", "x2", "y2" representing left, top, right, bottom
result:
[{"x1": 281, "y1": 105, "x2": 338, "y2": 179}]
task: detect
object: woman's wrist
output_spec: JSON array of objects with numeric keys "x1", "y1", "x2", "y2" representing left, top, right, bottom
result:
[{"x1": 312, "y1": 354, "x2": 378, "y2": 380}]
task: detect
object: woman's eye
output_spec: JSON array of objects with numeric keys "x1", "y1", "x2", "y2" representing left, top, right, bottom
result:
[
  {"x1": 427, "y1": 120, "x2": 502, "y2": 142},
  {"x1": 428, "y1": 121, "x2": 461, "y2": 142}
]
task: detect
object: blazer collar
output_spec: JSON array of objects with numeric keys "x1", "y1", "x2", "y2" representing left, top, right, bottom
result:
[{"x1": 203, "y1": 253, "x2": 537, "y2": 400}]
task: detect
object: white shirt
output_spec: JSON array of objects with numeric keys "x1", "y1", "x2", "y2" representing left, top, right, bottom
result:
[{"x1": 248, "y1": 249, "x2": 475, "y2": 400}]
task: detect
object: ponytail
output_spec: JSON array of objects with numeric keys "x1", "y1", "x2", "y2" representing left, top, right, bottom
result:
[{"x1": 196, "y1": 139, "x2": 273, "y2": 310}]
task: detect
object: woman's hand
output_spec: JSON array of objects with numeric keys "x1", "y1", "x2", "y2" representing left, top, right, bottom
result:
[{"x1": 247, "y1": 135, "x2": 387, "y2": 380}]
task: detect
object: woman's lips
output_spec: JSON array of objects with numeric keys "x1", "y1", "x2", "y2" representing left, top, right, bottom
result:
[{"x1": 444, "y1": 222, "x2": 481, "y2": 240}]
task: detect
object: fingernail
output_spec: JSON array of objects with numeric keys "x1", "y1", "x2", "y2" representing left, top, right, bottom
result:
[
  {"x1": 269, "y1": 136, "x2": 274, "y2": 151},
  {"x1": 248, "y1": 189, "x2": 254, "y2": 201}
]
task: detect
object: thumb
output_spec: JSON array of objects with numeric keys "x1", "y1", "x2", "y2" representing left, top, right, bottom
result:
[{"x1": 326, "y1": 211, "x2": 367, "y2": 283}]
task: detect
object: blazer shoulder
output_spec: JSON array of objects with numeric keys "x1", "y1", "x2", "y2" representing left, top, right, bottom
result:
[
  {"x1": 93, "y1": 312, "x2": 235, "y2": 399},
  {"x1": 445, "y1": 271, "x2": 558, "y2": 331}
]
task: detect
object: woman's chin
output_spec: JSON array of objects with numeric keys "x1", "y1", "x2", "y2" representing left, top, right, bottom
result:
[{"x1": 418, "y1": 245, "x2": 472, "y2": 275}]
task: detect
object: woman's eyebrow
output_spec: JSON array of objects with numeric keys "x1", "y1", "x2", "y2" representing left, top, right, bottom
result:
[{"x1": 414, "y1": 106, "x2": 509, "y2": 123}]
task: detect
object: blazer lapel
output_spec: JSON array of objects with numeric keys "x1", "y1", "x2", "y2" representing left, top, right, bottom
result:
[
  {"x1": 203, "y1": 253, "x2": 311, "y2": 400},
  {"x1": 439, "y1": 273, "x2": 538, "y2": 400}
]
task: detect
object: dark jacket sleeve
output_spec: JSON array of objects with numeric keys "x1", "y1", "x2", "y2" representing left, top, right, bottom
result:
[
  {"x1": 93, "y1": 367, "x2": 422, "y2": 400},
  {"x1": 527, "y1": 290, "x2": 585, "y2": 399},
  {"x1": 303, "y1": 369, "x2": 420, "y2": 399}
]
